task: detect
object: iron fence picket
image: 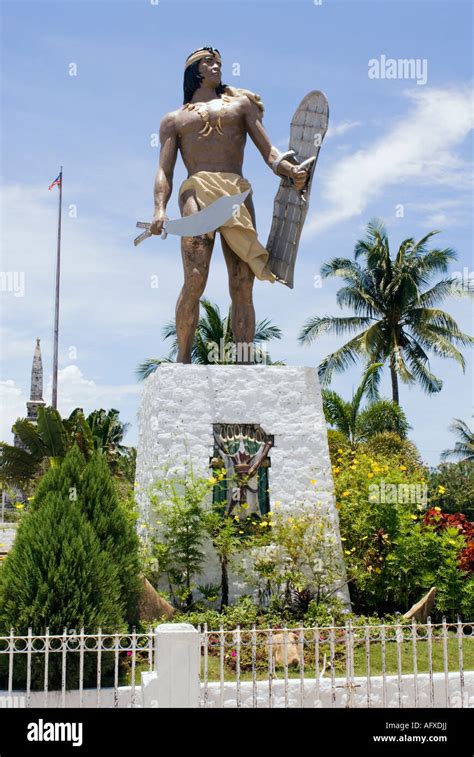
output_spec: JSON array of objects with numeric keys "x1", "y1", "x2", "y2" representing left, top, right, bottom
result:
[{"x1": 0, "y1": 621, "x2": 472, "y2": 709}]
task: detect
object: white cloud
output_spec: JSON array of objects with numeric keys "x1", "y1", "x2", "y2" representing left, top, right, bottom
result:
[
  {"x1": 0, "y1": 380, "x2": 25, "y2": 441},
  {"x1": 424, "y1": 213, "x2": 449, "y2": 226},
  {"x1": 404, "y1": 199, "x2": 472, "y2": 228},
  {"x1": 0, "y1": 328, "x2": 40, "y2": 364},
  {"x1": 326, "y1": 120, "x2": 361, "y2": 138},
  {"x1": 305, "y1": 85, "x2": 473, "y2": 235},
  {"x1": 49, "y1": 365, "x2": 141, "y2": 421},
  {"x1": 0, "y1": 366, "x2": 141, "y2": 445},
  {"x1": 0, "y1": 182, "x2": 184, "y2": 334}
]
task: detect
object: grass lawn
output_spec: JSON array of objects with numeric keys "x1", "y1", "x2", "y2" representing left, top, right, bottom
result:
[
  {"x1": 124, "y1": 635, "x2": 474, "y2": 685},
  {"x1": 201, "y1": 636, "x2": 474, "y2": 682}
]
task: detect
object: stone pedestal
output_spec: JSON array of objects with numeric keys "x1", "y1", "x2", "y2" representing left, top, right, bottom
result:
[{"x1": 135, "y1": 364, "x2": 350, "y2": 607}]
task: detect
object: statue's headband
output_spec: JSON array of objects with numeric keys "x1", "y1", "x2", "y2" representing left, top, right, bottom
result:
[{"x1": 185, "y1": 48, "x2": 222, "y2": 70}]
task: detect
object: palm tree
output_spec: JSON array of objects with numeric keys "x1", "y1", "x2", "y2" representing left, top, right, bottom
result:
[
  {"x1": 441, "y1": 419, "x2": 474, "y2": 462},
  {"x1": 0, "y1": 406, "x2": 130, "y2": 488},
  {"x1": 82, "y1": 408, "x2": 130, "y2": 472},
  {"x1": 322, "y1": 363, "x2": 410, "y2": 447},
  {"x1": 299, "y1": 220, "x2": 473, "y2": 404},
  {"x1": 137, "y1": 298, "x2": 284, "y2": 379}
]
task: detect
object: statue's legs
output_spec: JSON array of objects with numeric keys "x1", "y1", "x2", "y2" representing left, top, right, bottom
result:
[
  {"x1": 221, "y1": 193, "x2": 256, "y2": 364},
  {"x1": 176, "y1": 189, "x2": 215, "y2": 363},
  {"x1": 221, "y1": 238, "x2": 256, "y2": 362}
]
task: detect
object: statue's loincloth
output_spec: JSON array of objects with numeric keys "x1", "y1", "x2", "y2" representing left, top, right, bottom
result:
[{"x1": 178, "y1": 171, "x2": 277, "y2": 283}]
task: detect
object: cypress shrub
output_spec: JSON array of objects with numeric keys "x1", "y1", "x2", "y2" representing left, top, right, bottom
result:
[
  {"x1": 0, "y1": 489, "x2": 123, "y2": 689},
  {"x1": 0, "y1": 445, "x2": 142, "y2": 688},
  {"x1": 80, "y1": 452, "x2": 141, "y2": 625},
  {"x1": 30, "y1": 445, "x2": 141, "y2": 625},
  {"x1": 30, "y1": 444, "x2": 86, "y2": 513}
]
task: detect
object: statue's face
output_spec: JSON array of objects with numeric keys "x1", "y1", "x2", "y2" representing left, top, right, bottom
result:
[{"x1": 198, "y1": 54, "x2": 222, "y2": 87}]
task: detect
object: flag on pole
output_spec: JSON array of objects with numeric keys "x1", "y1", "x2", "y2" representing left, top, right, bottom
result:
[{"x1": 48, "y1": 173, "x2": 62, "y2": 191}]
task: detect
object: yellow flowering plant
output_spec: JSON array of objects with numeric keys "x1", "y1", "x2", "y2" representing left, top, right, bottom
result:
[
  {"x1": 332, "y1": 449, "x2": 473, "y2": 618},
  {"x1": 235, "y1": 506, "x2": 348, "y2": 614}
]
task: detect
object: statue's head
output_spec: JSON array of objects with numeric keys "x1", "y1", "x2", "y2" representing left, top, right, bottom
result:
[{"x1": 183, "y1": 47, "x2": 227, "y2": 103}]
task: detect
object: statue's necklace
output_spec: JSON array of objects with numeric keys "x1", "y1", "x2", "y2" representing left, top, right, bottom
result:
[{"x1": 185, "y1": 95, "x2": 231, "y2": 137}]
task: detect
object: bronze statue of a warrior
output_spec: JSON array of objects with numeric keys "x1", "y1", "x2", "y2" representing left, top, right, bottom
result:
[{"x1": 147, "y1": 47, "x2": 310, "y2": 363}]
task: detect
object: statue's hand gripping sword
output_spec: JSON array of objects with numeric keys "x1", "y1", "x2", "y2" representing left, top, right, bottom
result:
[{"x1": 134, "y1": 189, "x2": 250, "y2": 246}]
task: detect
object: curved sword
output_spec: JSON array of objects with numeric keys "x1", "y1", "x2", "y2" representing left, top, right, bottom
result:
[{"x1": 134, "y1": 189, "x2": 250, "y2": 246}]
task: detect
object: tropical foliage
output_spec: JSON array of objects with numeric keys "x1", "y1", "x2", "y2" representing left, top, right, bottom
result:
[
  {"x1": 137, "y1": 298, "x2": 283, "y2": 378},
  {"x1": 148, "y1": 473, "x2": 212, "y2": 611},
  {"x1": 0, "y1": 406, "x2": 132, "y2": 491},
  {"x1": 359, "y1": 432, "x2": 423, "y2": 473},
  {"x1": 147, "y1": 469, "x2": 257, "y2": 610},
  {"x1": 332, "y1": 447, "x2": 474, "y2": 619},
  {"x1": 441, "y1": 419, "x2": 474, "y2": 463},
  {"x1": 299, "y1": 221, "x2": 473, "y2": 404},
  {"x1": 428, "y1": 461, "x2": 474, "y2": 520},
  {"x1": 322, "y1": 363, "x2": 410, "y2": 446},
  {"x1": 146, "y1": 471, "x2": 349, "y2": 616},
  {"x1": 236, "y1": 505, "x2": 348, "y2": 614}
]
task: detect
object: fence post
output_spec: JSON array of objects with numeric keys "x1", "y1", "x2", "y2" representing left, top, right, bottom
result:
[{"x1": 141, "y1": 623, "x2": 200, "y2": 708}]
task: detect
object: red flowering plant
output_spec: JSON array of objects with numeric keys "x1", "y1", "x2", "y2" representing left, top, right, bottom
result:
[{"x1": 423, "y1": 508, "x2": 474, "y2": 574}]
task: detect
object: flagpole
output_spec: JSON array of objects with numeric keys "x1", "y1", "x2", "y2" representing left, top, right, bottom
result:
[{"x1": 51, "y1": 166, "x2": 63, "y2": 410}]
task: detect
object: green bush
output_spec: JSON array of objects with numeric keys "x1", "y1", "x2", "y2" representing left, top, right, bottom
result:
[
  {"x1": 428, "y1": 461, "x2": 474, "y2": 519},
  {"x1": 356, "y1": 402, "x2": 410, "y2": 441},
  {"x1": 80, "y1": 453, "x2": 141, "y2": 625},
  {"x1": 359, "y1": 432, "x2": 424, "y2": 473},
  {"x1": 0, "y1": 486, "x2": 123, "y2": 689},
  {"x1": 0, "y1": 489, "x2": 123, "y2": 631},
  {"x1": 30, "y1": 444, "x2": 85, "y2": 513},
  {"x1": 432, "y1": 529, "x2": 474, "y2": 618},
  {"x1": 304, "y1": 598, "x2": 349, "y2": 627},
  {"x1": 31, "y1": 445, "x2": 141, "y2": 625},
  {"x1": 0, "y1": 447, "x2": 135, "y2": 688},
  {"x1": 146, "y1": 595, "x2": 402, "y2": 631},
  {"x1": 235, "y1": 507, "x2": 347, "y2": 616},
  {"x1": 332, "y1": 448, "x2": 473, "y2": 619},
  {"x1": 327, "y1": 430, "x2": 351, "y2": 461},
  {"x1": 148, "y1": 473, "x2": 211, "y2": 610}
]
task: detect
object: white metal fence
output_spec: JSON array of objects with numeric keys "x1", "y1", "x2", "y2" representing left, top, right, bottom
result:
[
  {"x1": 0, "y1": 619, "x2": 473, "y2": 708},
  {"x1": 198, "y1": 619, "x2": 474, "y2": 708},
  {"x1": 0, "y1": 628, "x2": 155, "y2": 708}
]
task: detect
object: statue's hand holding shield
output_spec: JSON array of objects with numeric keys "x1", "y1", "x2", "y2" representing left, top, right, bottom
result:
[{"x1": 288, "y1": 164, "x2": 310, "y2": 190}]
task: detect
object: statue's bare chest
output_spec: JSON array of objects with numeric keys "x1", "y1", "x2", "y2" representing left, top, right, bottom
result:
[{"x1": 177, "y1": 96, "x2": 244, "y2": 138}]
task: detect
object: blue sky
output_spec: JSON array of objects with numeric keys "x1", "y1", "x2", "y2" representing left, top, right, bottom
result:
[{"x1": 1, "y1": 0, "x2": 472, "y2": 465}]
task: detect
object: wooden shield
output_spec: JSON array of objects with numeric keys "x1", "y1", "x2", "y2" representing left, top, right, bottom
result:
[{"x1": 267, "y1": 91, "x2": 329, "y2": 288}]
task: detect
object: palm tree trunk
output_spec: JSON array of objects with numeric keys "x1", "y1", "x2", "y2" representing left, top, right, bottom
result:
[{"x1": 390, "y1": 360, "x2": 400, "y2": 405}]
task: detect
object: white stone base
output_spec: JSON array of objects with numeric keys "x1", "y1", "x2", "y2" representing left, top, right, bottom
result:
[{"x1": 135, "y1": 364, "x2": 350, "y2": 607}]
